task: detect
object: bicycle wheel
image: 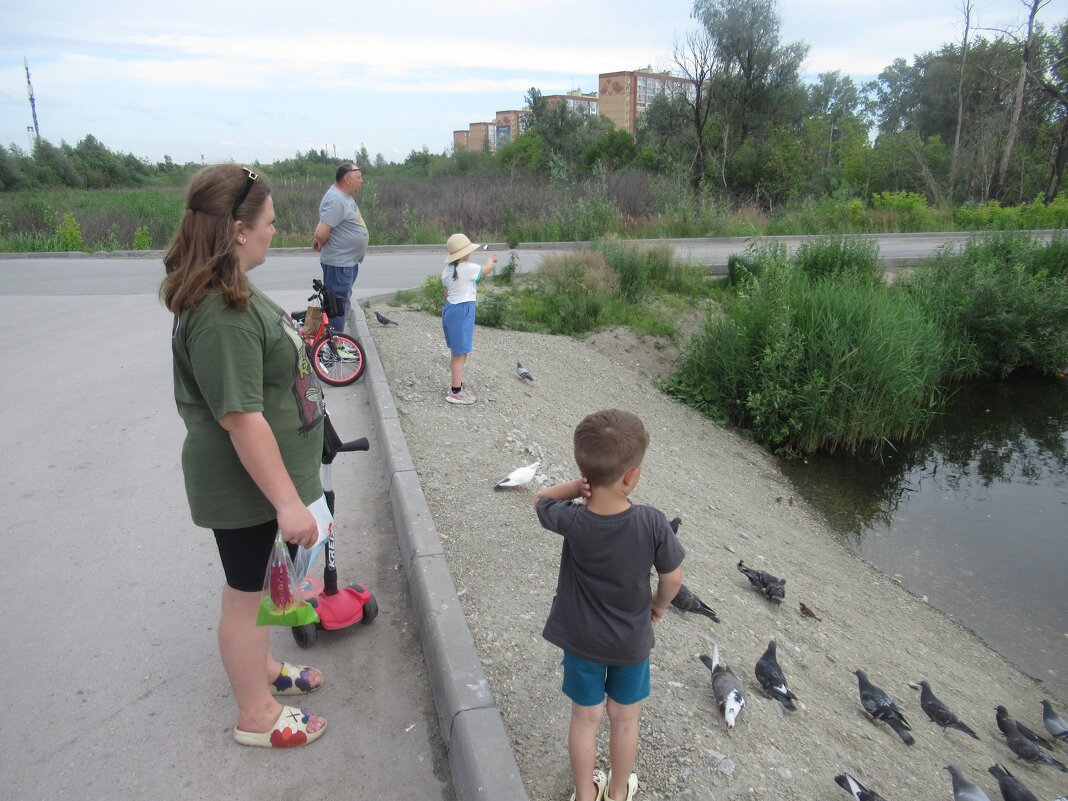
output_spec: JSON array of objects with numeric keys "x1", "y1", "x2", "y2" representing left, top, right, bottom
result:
[{"x1": 312, "y1": 333, "x2": 366, "y2": 386}]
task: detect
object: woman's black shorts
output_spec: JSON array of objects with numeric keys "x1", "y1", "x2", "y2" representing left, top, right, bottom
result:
[{"x1": 213, "y1": 519, "x2": 298, "y2": 592}]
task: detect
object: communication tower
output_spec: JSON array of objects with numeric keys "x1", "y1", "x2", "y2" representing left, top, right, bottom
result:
[{"x1": 24, "y1": 57, "x2": 40, "y2": 141}]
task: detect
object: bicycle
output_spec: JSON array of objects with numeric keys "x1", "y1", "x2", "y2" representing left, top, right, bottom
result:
[{"x1": 291, "y1": 279, "x2": 366, "y2": 387}]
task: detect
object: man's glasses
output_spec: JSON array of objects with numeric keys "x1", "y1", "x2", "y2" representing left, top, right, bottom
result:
[{"x1": 231, "y1": 167, "x2": 258, "y2": 218}]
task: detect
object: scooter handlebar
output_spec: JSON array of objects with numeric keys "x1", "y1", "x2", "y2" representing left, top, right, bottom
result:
[{"x1": 338, "y1": 437, "x2": 369, "y2": 453}]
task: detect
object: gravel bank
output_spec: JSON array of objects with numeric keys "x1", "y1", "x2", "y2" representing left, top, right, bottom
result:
[{"x1": 365, "y1": 303, "x2": 1067, "y2": 801}]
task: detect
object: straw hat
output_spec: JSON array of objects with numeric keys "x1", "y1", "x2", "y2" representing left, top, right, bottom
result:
[{"x1": 446, "y1": 233, "x2": 481, "y2": 263}]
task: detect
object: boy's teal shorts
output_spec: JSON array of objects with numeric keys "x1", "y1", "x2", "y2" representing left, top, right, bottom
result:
[{"x1": 562, "y1": 650, "x2": 650, "y2": 706}]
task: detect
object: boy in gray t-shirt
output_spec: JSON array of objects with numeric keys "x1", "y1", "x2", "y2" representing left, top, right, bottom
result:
[{"x1": 535, "y1": 409, "x2": 684, "y2": 801}]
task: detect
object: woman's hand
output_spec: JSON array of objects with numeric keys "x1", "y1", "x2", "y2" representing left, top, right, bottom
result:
[{"x1": 277, "y1": 501, "x2": 318, "y2": 548}]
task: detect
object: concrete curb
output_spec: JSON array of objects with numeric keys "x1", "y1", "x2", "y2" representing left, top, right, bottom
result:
[{"x1": 352, "y1": 303, "x2": 529, "y2": 801}]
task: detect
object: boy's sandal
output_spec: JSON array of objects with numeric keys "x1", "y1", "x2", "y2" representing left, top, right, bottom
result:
[
  {"x1": 233, "y1": 705, "x2": 327, "y2": 748},
  {"x1": 605, "y1": 770, "x2": 638, "y2": 801},
  {"x1": 269, "y1": 662, "x2": 323, "y2": 696},
  {"x1": 570, "y1": 768, "x2": 607, "y2": 801}
]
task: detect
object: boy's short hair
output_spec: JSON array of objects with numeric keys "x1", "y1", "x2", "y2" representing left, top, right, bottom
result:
[{"x1": 574, "y1": 409, "x2": 649, "y2": 487}]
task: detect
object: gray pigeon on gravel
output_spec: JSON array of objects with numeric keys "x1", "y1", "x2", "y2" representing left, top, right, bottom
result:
[
  {"x1": 853, "y1": 669, "x2": 914, "y2": 745},
  {"x1": 516, "y1": 362, "x2": 534, "y2": 381},
  {"x1": 755, "y1": 640, "x2": 797, "y2": 711},
  {"x1": 1042, "y1": 699, "x2": 1068, "y2": 742},
  {"x1": 945, "y1": 765, "x2": 991, "y2": 801},
  {"x1": 834, "y1": 772, "x2": 888, "y2": 801},
  {"x1": 997, "y1": 705, "x2": 1054, "y2": 750},
  {"x1": 374, "y1": 310, "x2": 398, "y2": 326},
  {"x1": 1002, "y1": 719, "x2": 1068, "y2": 772},
  {"x1": 671, "y1": 583, "x2": 720, "y2": 622},
  {"x1": 700, "y1": 645, "x2": 746, "y2": 728},
  {"x1": 919, "y1": 680, "x2": 980, "y2": 739},
  {"x1": 737, "y1": 559, "x2": 786, "y2": 603},
  {"x1": 987, "y1": 763, "x2": 1040, "y2": 801}
]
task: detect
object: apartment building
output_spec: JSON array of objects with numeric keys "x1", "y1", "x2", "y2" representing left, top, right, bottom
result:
[
  {"x1": 544, "y1": 89, "x2": 599, "y2": 115},
  {"x1": 598, "y1": 69, "x2": 693, "y2": 136},
  {"x1": 452, "y1": 70, "x2": 690, "y2": 149}
]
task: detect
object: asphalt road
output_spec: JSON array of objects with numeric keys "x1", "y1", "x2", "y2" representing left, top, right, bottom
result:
[{"x1": 0, "y1": 229, "x2": 1050, "y2": 299}]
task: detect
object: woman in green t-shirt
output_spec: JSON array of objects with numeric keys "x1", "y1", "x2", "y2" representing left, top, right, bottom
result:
[{"x1": 161, "y1": 164, "x2": 328, "y2": 749}]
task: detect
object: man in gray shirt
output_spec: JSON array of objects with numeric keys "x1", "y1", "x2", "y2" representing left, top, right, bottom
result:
[{"x1": 311, "y1": 162, "x2": 369, "y2": 332}]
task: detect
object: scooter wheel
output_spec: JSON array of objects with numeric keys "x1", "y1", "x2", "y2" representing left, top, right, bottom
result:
[
  {"x1": 361, "y1": 596, "x2": 379, "y2": 624},
  {"x1": 292, "y1": 622, "x2": 318, "y2": 648}
]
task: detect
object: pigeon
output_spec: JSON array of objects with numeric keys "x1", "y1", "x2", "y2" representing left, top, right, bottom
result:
[
  {"x1": 516, "y1": 362, "x2": 534, "y2": 381},
  {"x1": 699, "y1": 645, "x2": 746, "y2": 728},
  {"x1": 670, "y1": 583, "x2": 720, "y2": 622},
  {"x1": 987, "y1": 763, "x2": 1040, "y2": 801},
  {"x1": 853, "y1": 669, "x2": 914, "y2": 745},
  {"x1": 1002, "y1": 718, "x2": 1068, "y2": 772},
  {"x1": 945, "y1": 765, "x2": 991, "y2": 801},
  {"x1": 1042, "y1": 699, "x2": 1068, "y2": 742},
  {"x1": 668, "y1": 515, "x2": 682, "y2": 534},
  {"x1": 918, "y1": 680, "x2": 980, "y2": 739},
  {"x1": 755, "y1": 640, "x2": 797, "y2": 711},
  {"x1": 834, "y1": 772, "x2": 889, "y2": 801},
  {"x1": 737, "y1": 560, "x2": 786, "y2": 603},
  {"x1": 374, "y1": 310, "x2": 398, "y2": 326},
  {"x1": 494, "y1": 461, "x2": 540, "y2": 490},
  {"x1": 799, "y1": 602, "x2": 822, "y2": 621},
  {"x1": 997, "y1": 706, "x2": 1054, "y2": 750}
]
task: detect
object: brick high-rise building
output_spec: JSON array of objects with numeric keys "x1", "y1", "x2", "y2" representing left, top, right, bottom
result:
[{"x1": 597, "y1": 69, "x2": 692, "y2": 135}]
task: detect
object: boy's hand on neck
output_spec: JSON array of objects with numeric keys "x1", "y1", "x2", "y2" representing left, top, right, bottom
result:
[{"x1": 585, "y1": 464, "x2": 641, "y2": 515}]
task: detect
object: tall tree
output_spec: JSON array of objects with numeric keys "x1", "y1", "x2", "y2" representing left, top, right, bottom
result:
[
  {"x1": 1029, "y1": 18, "x2": 1068, "y2": 200},
  {"x1": 693, "y1": 0, "x2": 808, "y2": 144},
  {"x1": 995, "y1": 0, "x2": 1049, "y2": 198},
  {"x1": 807, "y1": 71, "x2": 861, "y2": 169},
  {"x1": 673, "y1": 25, "x2": 719, "y2": 191},
  {"x1": 948, "y1": 0, "x2": 974, "y2": 202}
]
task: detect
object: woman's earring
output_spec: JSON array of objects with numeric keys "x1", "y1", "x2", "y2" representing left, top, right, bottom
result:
[{"x1": 237, "y1": 236, "x2": 247, "y2": 245}]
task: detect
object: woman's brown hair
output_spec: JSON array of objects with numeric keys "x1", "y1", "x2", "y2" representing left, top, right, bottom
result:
[{"x1": 160, "y1": 164, "x2": 271, "y2": 314}]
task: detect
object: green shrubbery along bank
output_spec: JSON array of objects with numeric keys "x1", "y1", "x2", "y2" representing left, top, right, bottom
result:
[{"x1": 665, "y1": 234, "x2": 1068, "y2": 456}]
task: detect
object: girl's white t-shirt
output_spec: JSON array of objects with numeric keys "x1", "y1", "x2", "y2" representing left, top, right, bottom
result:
[{"x1": 441, "y1": 262, "x2": 483, "y2": 304}]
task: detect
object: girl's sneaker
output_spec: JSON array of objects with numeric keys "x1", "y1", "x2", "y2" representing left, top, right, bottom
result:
[
  {"x1": 445, "y1": 389, "x2": 474, "y2": 405},
  {"x1": 459, "y1": 385, "x2": 477, "y2": 402}
]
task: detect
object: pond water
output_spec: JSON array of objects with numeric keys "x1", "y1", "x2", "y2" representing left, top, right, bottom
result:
[{"x1": 779, "y1": 377, "x2": 1068, "y2": 700}]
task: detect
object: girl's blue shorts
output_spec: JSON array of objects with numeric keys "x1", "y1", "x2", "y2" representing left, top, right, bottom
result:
[
  {"x1": 441, "y1": 301, "x2": 475, "y2": 355},
  {"x1": 561, "y1": 650, "x2": 650, "y2": 707}
]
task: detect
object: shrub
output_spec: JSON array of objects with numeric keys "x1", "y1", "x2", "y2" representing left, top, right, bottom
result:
[
  {"x1": 792, "y1": 236, "x2": 880, "y2": 285},
  {"x1": 415, "y1": 274, "x2": 444, "y2": 315},
  {"x1": 475, "y1": 291, "x2": 507, "y2": 327},
  {"x1": 900, "y1": 234, "x2": 1068, "y2": 378},
  {"x1": 496, "y1": 250, "x2": 520, "y2": 284},
  {"x1": 132, "y1": 225, "x2": 151, "y2": 249},
  {"x1": 56, "y1": 211, "x2": 84, "y2": 251},
  {"x1": 667, "y1": 257, "x2": 949, "y2": 456}
]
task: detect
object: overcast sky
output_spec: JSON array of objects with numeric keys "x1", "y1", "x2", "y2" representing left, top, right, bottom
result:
[{"x1": 2, "y1": 0, "x2": 1065, "y2": 165}]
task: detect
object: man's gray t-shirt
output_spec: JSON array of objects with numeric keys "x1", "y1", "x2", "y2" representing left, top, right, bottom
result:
[
  {"x1": 318, "y1": 184, "x2": 369, "y2": 267},
  {"x1": 537, "y1": 499, "x2": 685, "y2": 665}
]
